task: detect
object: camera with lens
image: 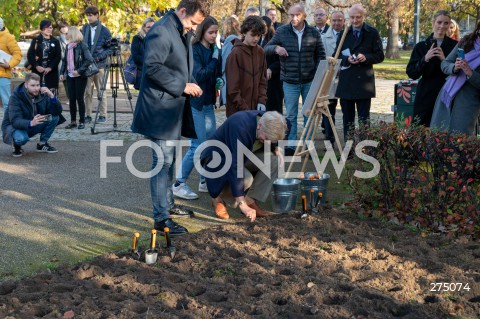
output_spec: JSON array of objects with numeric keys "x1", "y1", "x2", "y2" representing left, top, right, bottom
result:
[{"x1": 104, "y1": 38, "x2": 120, "y2": 51}]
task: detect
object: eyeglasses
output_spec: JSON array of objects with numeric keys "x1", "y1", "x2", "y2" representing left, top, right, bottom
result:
[{"x1": 314, "y1": 14, "x2": 326, "y2": 17}]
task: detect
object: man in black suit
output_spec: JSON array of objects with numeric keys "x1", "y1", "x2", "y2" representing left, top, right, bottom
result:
[
  {"x1": 313, "y1": 8, "x2": 329, "y2": 34},
  {"x1": 335, "y1": 4, "x2": 384, "y2": 140}
]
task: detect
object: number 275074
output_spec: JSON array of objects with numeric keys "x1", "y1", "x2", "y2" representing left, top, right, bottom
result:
[{"x1": 430, "y1": 283, "x2": 470, "y2": 292}]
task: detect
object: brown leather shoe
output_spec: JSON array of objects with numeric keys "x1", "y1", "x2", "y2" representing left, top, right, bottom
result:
[
  {"x1": 213, "y1": 200, "x2": 230, "y2": 219},
  {"x1": 247, "y1": 200, "x2": 273, "y2": 217}
]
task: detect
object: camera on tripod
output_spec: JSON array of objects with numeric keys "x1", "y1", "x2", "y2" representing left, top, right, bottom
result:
[
  {"x1": 91, "y1": 35, "x2": 134, "y2": 134},
  {"x1": 104, "y1": 38, "x2": 121, "y2": 54}
]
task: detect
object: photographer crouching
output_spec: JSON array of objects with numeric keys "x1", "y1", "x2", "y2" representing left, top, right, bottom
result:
[{"x1": 2, "y1": 73, "x2": 62, "y2": 157}]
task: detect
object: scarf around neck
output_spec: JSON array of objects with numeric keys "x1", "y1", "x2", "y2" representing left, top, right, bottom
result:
[
  {"x1": 89, "y1": 20, "x2": 100, "y2": 28},
  {"x1": 441, "y1": 39, "x2": 480, "y2": 108},
  {"x1": 67, "y1": 42, "x2": 78, "y2": 74}
]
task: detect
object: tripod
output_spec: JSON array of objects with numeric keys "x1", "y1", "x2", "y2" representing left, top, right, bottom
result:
[{"x1": 91, "y1": 45, "x2": 134, "y2": 134}]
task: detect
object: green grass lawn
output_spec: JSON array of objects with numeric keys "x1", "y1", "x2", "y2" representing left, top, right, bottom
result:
[
  {"x1": 382, "y1": 50, "x2": 412, "y2": 64},
  {"x1": 374, "y1": 65, "x2": 408, "y2": 80},
  {"x1": 374, "y1": 50, "x2": 411, "y2": 80}
]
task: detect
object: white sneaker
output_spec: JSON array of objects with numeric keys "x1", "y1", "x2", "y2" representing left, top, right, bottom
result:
[
  {"x1": 198, "y1": 181, "x2": 208, "y2": 193},
  {"x1": 172, "y1": 182, "x2": 199, "y2": 200}
]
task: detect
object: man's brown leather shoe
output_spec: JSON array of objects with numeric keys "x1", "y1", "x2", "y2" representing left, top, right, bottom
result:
[
  {"x1": 214, "y1": 201, "x2": 230, "y2": 219},
  {"x1": 247, "y1": 200, "x2": 273, "y2": 217}
]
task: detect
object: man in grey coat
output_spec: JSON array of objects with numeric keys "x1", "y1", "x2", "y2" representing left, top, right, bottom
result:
[{"x1": 131, "y1": 0, "x2": 207, "y2": 236}]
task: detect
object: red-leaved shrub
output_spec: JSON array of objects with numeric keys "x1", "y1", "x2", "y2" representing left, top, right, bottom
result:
[{"x1": 350, "y1": 122, "x2": 480, "y2": 239}]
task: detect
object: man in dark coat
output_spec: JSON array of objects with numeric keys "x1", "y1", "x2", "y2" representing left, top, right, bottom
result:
[
  {"x1": 2, "y1": 73, "x2": 62, "y2": 157},
  {"x1": 81, "y1": 6, "x2": 112, "y2": 123},
  {"x1": 131, "y1": 0, "x2": 207, "y2": 236},
  {"x1": 266, "y1": 8, "x2": 283, "y2": 30},
  {"x1": 264, "y1": 3, "x2": 325, "y2": 155},
  {"x1": 313, "y1": 7, "x2": 329, "y2": 34},
  {"x1": 335, "y1": 4, "x2": 384, "y2": 140}
]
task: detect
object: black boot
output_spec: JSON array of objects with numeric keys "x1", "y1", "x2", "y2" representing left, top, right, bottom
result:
[{"x1": 154, "y1": 218, "x2": 188, "y2": 236}]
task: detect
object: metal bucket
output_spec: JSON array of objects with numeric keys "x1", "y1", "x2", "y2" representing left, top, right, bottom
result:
[
  {"x1": 271, "y1": 178, "x2": 301, "y2": 213},
  {"x1": 301, "y1": 173, "x2": 330, "y2": 207},
  {"x1": 145, "y1": 249, "x2": 158, "y2": 265}
]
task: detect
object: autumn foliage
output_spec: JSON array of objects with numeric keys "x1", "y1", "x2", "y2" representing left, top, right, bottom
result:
[{"x1": 350, "y1": 121, "x2": 480, "y2": 240}]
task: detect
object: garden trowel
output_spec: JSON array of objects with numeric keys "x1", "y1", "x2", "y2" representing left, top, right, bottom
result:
[
  {"x1": 164, "y1": 227, "x2": 176, "y2": 260},
  {"x1": 131, "y1": 232, "x2": 141, "y2": 260}
]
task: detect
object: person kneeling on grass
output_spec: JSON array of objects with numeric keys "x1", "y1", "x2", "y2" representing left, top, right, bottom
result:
[
  {"x1": 200, "y1": 110, "x2": 287, "y2": 221},
  {"x1": 1, "y1": 73, "x2": 62, "y2": 157}
]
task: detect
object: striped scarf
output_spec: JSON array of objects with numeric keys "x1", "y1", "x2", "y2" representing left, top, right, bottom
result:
[{"x1": 67, "y1": 42, "x2": 78, "y2": 74}]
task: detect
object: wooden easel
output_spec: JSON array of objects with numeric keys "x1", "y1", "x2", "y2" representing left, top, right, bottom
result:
[{"x1": 287, "y1": 26, "x2": 349, "y2": 174}]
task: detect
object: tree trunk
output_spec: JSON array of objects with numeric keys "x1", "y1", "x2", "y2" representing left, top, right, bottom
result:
[
  {"x1": 234, "y1": 0, "x2": 244, "y2": 17},
  {"x1": 279, "y1": 0, "x2": 294, "y2": 23},
  {"x1": 386, "y1": 9, "x2": 400, "y2": 59}
]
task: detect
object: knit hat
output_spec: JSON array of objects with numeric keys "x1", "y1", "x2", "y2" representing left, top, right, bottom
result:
[
  {"x1": 0, "y1": 18, "x2": 4, "y2": 30},
  {"x1": 39, "y1": 19, "x2": 52, "y2": 31}
]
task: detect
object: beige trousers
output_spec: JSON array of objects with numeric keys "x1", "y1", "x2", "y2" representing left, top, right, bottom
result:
[
  {"x1": 220, "y1": 149, "x2": 278, "y2": 206},
  {"x1": 84, "y1": 69, "x2": 107, "y2": 117}
]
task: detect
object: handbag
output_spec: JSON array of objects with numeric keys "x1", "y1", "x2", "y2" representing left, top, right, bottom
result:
[
  {"x1": 84, "y1": 61, "x2": 99, "y2": 77},
  {"x1": 124, "y1": 55, "x2": 137, "y2": 84}
]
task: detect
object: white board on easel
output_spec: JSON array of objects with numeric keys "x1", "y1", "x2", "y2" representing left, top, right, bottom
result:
[{"x1": 301, "y1": 59, "x2": 341, "y2": 117}]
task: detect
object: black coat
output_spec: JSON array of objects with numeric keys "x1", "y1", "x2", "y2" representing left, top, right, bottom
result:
[
  {"x1": 131, "y1": 10, "x2": 196, "y2": 140},
  {"x1": 406, "y1": 34, "x2": 457, "y2": 126},
  {"x1": 335, "y1": 23, "x2": 384, "y2": 100},
  {"x1": 27, "y1": 34, "x2": 62, "y2": 89},
  {"x1": 264, "y1": 23, "x2": 326, "y2": 84},
  {"x1": 2, "y1": 83, "x2": 63, "y2": 145},
  {"x1": 60, "y1": 42, "x2": 94, "y2": 77},
  {"x1": 130, "y1": 34, "x2": 145, "y2": 90},
  {"x1": 262, "y1": 38, "x2": 283, "y2": 113}
]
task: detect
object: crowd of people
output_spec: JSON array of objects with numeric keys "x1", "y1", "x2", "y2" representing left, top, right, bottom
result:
[
  {"x1": 0, "y1": 1, "x2": 478, "y2": 233},
  {"x1": 406, "y1": 11, "x2": 480, "y2": 135}
]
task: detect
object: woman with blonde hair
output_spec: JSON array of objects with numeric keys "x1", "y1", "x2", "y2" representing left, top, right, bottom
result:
[
  {"x1": 131, "y1": 17, "x2": 155, "y2": 89},
  {"x1": 406, "y1": 10, "x2": 457, "y2": 127},
  {"x1": 449, "y1": 19, "x2": 460, "y2": 41},
  {"x1": 201, "y1": 111, "x2": 287, "y2": 221},
  {"x1": 59, "y1": 27, "x2": 93, "y2": 129}
]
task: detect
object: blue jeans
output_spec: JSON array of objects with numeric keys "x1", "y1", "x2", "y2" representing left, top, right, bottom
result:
[
  {"x1": 12, "y1": 115, "x2": 59, "y2": 146},
  {"x1": 0, "y1": 77, "x2": 11, "y2": 113},
  {"x1": 151, "y1": 139, "x2": 176, "y2": 222},
  {"x1": 177, "y1": 105, "x2": 216, "y2": 184},
  {"x1": 283, "y1": 81, "x2": 312, "y2": 149}
]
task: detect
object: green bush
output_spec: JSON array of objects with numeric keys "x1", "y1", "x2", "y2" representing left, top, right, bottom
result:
[{"x1": 350, "y1": 121, "x2": 480, "y2": 239}]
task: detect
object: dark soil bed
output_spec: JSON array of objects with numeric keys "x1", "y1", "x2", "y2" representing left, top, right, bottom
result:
[{"x1": 1, "y1": 208, "x2": 479, "y2": 319}]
